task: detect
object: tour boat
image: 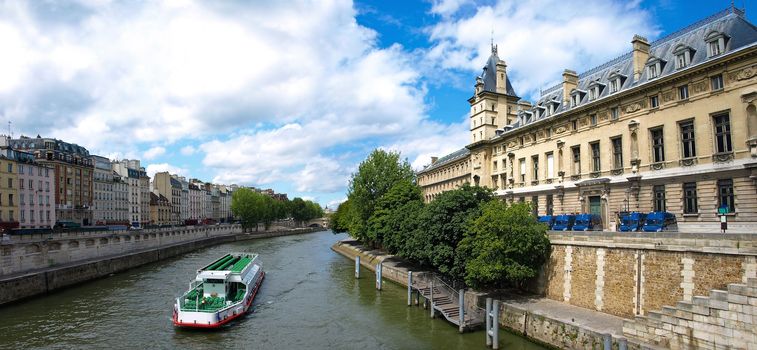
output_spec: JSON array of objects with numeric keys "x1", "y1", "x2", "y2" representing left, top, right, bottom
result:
[{"x1": 172, "y1": 252, "x2": 265, "y2": 328}]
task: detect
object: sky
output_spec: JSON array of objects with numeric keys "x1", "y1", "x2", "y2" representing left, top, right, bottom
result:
[{"x1": 0, "y1": 0, "x2": 753, "y2": 209}]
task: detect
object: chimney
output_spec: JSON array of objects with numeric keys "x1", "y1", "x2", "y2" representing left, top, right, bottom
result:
[
  {"x1": 632, "y1": 35, "x2": 650, "y2": 81},
  {"x1": 431, "y1": 156, "x2": 439, "y2": 164},
  {"x1": 496, "y1": 59, "x2": 507, "y2": 94},
  {"x1": 562, "y1": 69, "x2": 578, "y2": 106}
]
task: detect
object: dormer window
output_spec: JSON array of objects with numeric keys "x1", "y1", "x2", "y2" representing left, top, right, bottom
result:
[
  {"x1": 570, "y1": 89, "x2": 586, "y2": 107},
  {"x1": 608, "y1": 72, "x2": 626, "y2": 94},
  {"x1": 673, "y1": 44, "x2": 695, "y2": 69},
  {"x1": 646, "y1": 56, "x2": 665, "y2": 80},
  {"x1": 705, "y1": 30, "x2": 728, "y2": 57},
  {"x1": 586, "y1": 81, "x2": 604, "y2": 101}
]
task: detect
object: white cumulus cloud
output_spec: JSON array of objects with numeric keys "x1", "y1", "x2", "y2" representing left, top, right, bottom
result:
[{"x1": 143, "y1": 146, "x2": 166, "y2": 160}]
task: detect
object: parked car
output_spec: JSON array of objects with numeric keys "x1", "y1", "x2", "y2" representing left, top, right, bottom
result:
[
  {"x1": 619, "y1": 212, "x2": 647, "y2": 232},
  {"x1": 551, "y1": 214, "x2": 576, "y2": 231},
  {"x1": 537, "y1": 215, "x2": 555, "y2": 229},
  {"x1": 572, "y1": 214, "x2": 602, "y2": 231},
  {"x1": 642, "y1": 212, "x2": 678, "y2": 232}
]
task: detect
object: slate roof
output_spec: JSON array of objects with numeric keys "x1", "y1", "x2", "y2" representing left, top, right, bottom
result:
[
  {"x1": 419, "y1": 147, "x2": 470, "y2": 174},
  {"x1": 506, "y1": 7, "x2": 757, "y2": 134},
  {"x1": 481, "y1": 49, "x2": 519, "y2": 97}
]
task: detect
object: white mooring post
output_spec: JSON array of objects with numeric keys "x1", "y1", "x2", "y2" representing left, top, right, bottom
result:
[
  {"x1": 485, "y1": 298, "x2": 492, "y2": 347},
  {"x1": 355, "y1": 256, "x2": 360, "y2": 279},
  {"x1": 429, "y1": 279, "x2": 435, "y2": 318},
  {"x1": 407, "y1": 271, "x2": 413, "y2": 306},
  {"x1": 458, "y1": 289, "x2": 465, "y2": 333},
  {"x1": 486, "y1": 298, "x2": 499, "y2": 349},
  {"x1": 375, "y1": 263, "x2": 382, "y2": 290}
]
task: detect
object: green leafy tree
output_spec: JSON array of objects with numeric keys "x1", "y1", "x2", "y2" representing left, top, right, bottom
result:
[
  {"x1": 365, "y1": 179, "x2": 423, "y2": 251},
  {"x1": 231, "y1": 189, "x2": 270, "y2": 231},
  {"x1": 347, "y1": 149, "x2": 414, "y2": 244},
  {"x1": 458, "y1": 201, "x2": 550, "y2": 289},
  {"x1": 330, "y1": 200, "x2": 354, "y2": 233},
  {"x1": 411, "y1": 184, "x2": 492, "y2": 279}
]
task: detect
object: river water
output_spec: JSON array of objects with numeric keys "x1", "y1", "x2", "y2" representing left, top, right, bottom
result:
[{"x1": 0, "y1": 230, "x2": 545, "y2": 350}]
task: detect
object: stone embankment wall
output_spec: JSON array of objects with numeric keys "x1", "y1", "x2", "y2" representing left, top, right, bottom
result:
[
  {"x1": 332, "y1": 240, "x2": 647, "y2": 350},
  {"x1": 539, "y1": 232, "x2": 757, "y2": 319},
  {"x1": 0, "y1": 227, "x2": 326, "y2": 306},
  {"x1": 1, "y1": 225, "x2": 243, "y2": 276}
]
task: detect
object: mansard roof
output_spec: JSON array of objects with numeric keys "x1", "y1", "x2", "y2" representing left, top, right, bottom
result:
[
  {"x1": 503, "y1": 7, "x2": 757, "y2": 136},
  {"x1": 418, "y1": 147, "x2": 470, "y2": 174}
]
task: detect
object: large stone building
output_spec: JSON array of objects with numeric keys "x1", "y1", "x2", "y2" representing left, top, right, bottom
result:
[
  {"x1": 9, "y1": 136, "x2": 93, "y2": 226},
  {"x1": 0, "y1": 138, "x2": 55, "y2": 230},
  {"x1": 92, "y1": 155, "x2": 129, "y2": 225},
  {"x1": 418, "y1": 7, "x2": 757, "y2": 232}
]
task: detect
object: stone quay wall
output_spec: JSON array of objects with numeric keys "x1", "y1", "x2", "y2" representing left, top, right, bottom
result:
[
  {"x1": 331, "y1": 240, "x2": 649, "y2": 350},
  {"x1": 0, "y1": 225, "x2": 243, "y2": 276},
  {"x1": 538, "y1": 232, "x2": 757, "y2": 319},
  {"x1": 0, "y1": 226, "x2": 327, "y2": 306}
]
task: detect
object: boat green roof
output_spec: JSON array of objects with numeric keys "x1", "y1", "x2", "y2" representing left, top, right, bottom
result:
[{"x1": 201, "y1": 253, "x2": 257, "y2": 273}]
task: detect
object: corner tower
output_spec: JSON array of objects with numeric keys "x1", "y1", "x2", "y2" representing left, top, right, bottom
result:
[{"x1": 468, "y1": 44, "x2": 520, "y2": 144}]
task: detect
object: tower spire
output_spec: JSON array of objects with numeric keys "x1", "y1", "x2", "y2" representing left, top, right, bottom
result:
[{"x1": 490, "y1": 28, "x2": 497, "y2": 56}]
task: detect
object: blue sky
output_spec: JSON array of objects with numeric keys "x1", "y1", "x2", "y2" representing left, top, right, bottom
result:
[{"x1": 0, "y1": 0, "x2": 752, "y2": 209}]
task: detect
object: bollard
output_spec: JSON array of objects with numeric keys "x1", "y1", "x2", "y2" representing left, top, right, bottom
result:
[
  {"x1": 617, "y1": 337, "x2": 628, "y2": 350},
  {"x1": 355, "y1": 256, "x2": 360, "y2": 279},
  {"x1": 492, "y1": 300, "x2": 499, "y2": 350},
  {"x1": 430, "y1": 280, "x2": 435, "y2": 318},
  {"x1": 375, "y1": 263, "x2": 382, "y2": 290},
  {"x1": 407, "y1": 271, "x2": 413, "y2": 306},
  {"x1": 485, "y1": 298, "x2": 492, "y2": 347},
  {"x1": 603, "y1": 333, "x2": 612, "y2": 350},
  {"x1": 458, "y1": 289, "x2": 465, "y2": 333}
]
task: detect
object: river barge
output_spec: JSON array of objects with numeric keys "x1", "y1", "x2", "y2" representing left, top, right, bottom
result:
[{"x1": 172, "y1": 252, "x2": 264, "y2": 328}]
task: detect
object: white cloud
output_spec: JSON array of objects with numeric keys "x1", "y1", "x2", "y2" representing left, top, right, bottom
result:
[
  {"x1": 425, "y1": 0, "x2": 660, "y2": 100},
  {"x1": 430, "y1": 0, "x2": 472, "y2": 17},
  {"x1": 143, "y1": 146, "x2": 166, "y2": 160},
  {"x1": 180, "y1": 145, "x2": 196, "y2": 156},
  {"x1": 145, "y1": 163, "x2": 188, "y2": 180},
  {"x1": 326, "y1": 197, "x2": 347, "y2": 211}
]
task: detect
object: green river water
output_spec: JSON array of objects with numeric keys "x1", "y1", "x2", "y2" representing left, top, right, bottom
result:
[{"x1": 0, "y1": 230, "x2": 546, "y2": 350}]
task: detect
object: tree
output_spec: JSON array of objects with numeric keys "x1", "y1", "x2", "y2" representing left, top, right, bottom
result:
[
  {"x1": 330, "y1": 200, "x2": 354, "y2": 233},
  {"x1": 231, "y1": 188, "x2": 270, "y2": 231},
  {"x1": 457, "y1": 201, "x2": 551, "y2": 289},
  {"x1": 365, "y1": 179, "x2": 424, "y2": 251},
  {"x1": 410, "y1": 184, "x2": 492, "y2": 279},
  {"x1": 347, "y1": 149, "x2": 414, "y2": 244}
]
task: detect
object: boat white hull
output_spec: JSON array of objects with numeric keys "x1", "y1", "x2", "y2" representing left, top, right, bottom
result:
[{"x1": 173, "y1": 271, "x2": 265, "y2": 328}]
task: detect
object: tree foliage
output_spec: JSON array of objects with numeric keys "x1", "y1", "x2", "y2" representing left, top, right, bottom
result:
[
  {"x1": 458, "y1": 201, "x2": 551, "y2": 289},
  {"x1": 366, "y1": 179, "x2": 423, "y2": 252},
  {"x1": 347, "y1": 149, "x2": 414, "y2": 242},
  {"x1": 330, "y1": 199, "x2": 354, "y2": 233},
  {"x1": 232, "y1": 190, "x2": 323, "y2": 230}
]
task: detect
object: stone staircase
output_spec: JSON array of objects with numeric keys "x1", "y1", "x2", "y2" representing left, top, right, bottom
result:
[{"x1": 623, "y1": 278, "x2": 757, "y2": 349}]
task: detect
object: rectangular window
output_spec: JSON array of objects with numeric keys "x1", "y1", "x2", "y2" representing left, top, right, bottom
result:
[
  {"x1": 8, "y1": 210, "x2": 13, "y2": 221},
  {"x1": 18, "y1": 165, "x2": 23, "y2": 174},
  {"x1": 519, "y1": 158, "x2": 526, "y2": 183},
  {"x1": 718, "y1": 179, "x2": 735, "y2": 213},
  {"x1": 680, "y1": 120, "x2": 696, "y2": 158},
  {"x1": 30, "y1": 210, "x2": 34, "y2": 222},
  {"x1": 572, "y1": 146, "x2": 581, "y2": 175},
  {"x1": 610, "y1": 79, "x2": 619, "y2": 93},
  {"x1": 590, "y1": 114, "x2": 597, "y2": 126},
  {"x1": 7, "y1": 163, "x2": 11, "y2": 173},
  {"x1": 28, "y1": 179, "x2": 33, "y2": 190},
  {"x1": 546, "y1": 195, "x2": 554, "y2": 215},
  {"x1": 20, "y1": 210, "x2": 24, "y2": 222},
  {"x1": 653, "y1": 185, "x2": 666, "y2": 212},
  {"x1": 648, "y1": 63, "x2": 658, "y2": 78},
  {"x1": 679, "y1": 85, "x2": 689, "y2": 100},
  {"x1": 20, "y1": 194, "x2": 24, "y2": 205},
  {"x1": 591, "y1": 142, "x2": 600, "y2": 172},
  {"x1": 532, "y1": 155, "x2": 539, "y2": 181},
  {"x1": 571, "y1": 120, "x2": 578, "y2": 131},
  {"x1": 612, "y1": 137, "x2": 623, "y2": 169},
  {"x1": 713, "y1": 113, "x2": 732, "y2": 153},
  {"x1": 651, "y1": 128, "x2": 665, "y2": 163},
  {"x1": 610, "y1": 107, "x2": 619, "y2": 120},
  {"x1": 683, "y1": 182, "x2": 698, "y2": 214},
  {"x1": 19, "y1": 179, "x2": 23, "y2": 189},
  {"x1": 531, "y1": 196, "x2": 538, "y2": 216},
  {"x1": 7, "y1": 178, "x2": 11, "y2": 188},
  {"x1": 709, "y1": 40, "x2": 721, "y2": 56},
  {"x1": 650, "y1": 95, "x2": 659, "y2": 108},
  {"x1": 546, "y1": 152, "x2": 554, "y2": 179},
  {"x1": 676, "y1": 53, "x2": 687, "y2": 69},
  {"x1": 711, "y1": 74, "x2": 723, "y2": 91}
]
